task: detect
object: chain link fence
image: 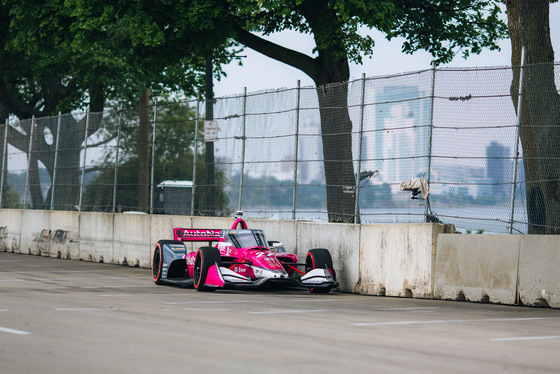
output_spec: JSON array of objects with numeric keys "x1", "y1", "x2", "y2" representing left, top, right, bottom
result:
[{"x1": 1, "y1": 62, "x2": 559, "y2": 233}]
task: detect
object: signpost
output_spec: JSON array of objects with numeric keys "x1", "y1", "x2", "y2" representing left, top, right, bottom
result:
[{"x1": 204, "y1": 120, "x2": 218, "y2": 142}]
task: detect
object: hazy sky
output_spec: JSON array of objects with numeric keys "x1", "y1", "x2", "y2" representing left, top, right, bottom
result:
[{"x1": 214, "y1": 5, "x2": 560, "y2": 97}]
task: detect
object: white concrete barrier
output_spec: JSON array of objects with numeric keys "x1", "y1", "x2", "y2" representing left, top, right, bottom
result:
[
  {"x1": 2, "y1": 209, "x2": 559, "y2": 308},
  {"x1": 19, "y1": 210, "x2": 51, "y2": 255},
  {"x1": 357, "y1": 223, "x2": 443, "y2": 298},
  {"x1": 150, "y1": 214, "x2": 192, "y2": 251},
  {"x1": 0, "y1": 210, "x2": 80, "y2": 259},
  {"x1": 296, "y1": 221, "x2": 360, "y2": 292},
  {"x1": 0, "y1": 209, "x2": 22, "y2": 252},
  {"x1": 518, "y1": 235, "x2": 560, "y2": 308},
  {"x1": 79, "y1": 212, "x2": 114, "y2": 263},
  {"x1": 49, "y1": 211, "x2": 79, "y2": 259},
  {"x1": 113, "y1": 212, "x2": 151, "y2": 267},
  {"x1": 433, "y1": 234, "x2": 520, "y2": 304}
]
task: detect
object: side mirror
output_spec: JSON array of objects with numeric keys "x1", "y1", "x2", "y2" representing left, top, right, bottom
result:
[
  {"x1": 270, "y1": 242, "x2": 286, "y2": 252},
  {"x1": 217, "y1": 241, "x2": 233, "y2": 249}
]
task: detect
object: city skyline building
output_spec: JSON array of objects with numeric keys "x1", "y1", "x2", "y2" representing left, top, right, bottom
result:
[{"x1": 364, "y1": 85, "x2": 431, "y2": 191}]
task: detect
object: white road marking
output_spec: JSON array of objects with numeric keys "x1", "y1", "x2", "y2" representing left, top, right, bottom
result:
[
  {"x1": 371, "y1": 307, "x2": 441, "y2": 311},
  {"x1": 0, "y1": 309, "x2": 8, "y2": 311},
  {"x1": 164, "y1": 308, "x2": 231, "y2": 311},
  {"x1": 0, "y1": 326, "x2": 30, "y2": 335},
  {"x1": 56, "y1": 308, "x2": 117, "y2": 311},
  {"x1": 249, "y1": 309, "x2": 329, "y2": 314},
  {"x1": 352, "y1": 317, "x2": 560, "y2": 326},
  {"x1": 130, "y1": 293, "x2": 187, "y2": 296},
  {"x1": 489, "y1": 335, "x2": 560, "y2": 342}
]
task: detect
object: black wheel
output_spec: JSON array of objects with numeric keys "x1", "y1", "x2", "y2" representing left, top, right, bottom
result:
[
  {"x1": 152, "y1": 241, "x2": 164, "y2": 285},
  {"x1": 305, "y1": 248, "x2": 336, "y2": 293},
  {"x1": 194, "y1": 246, "x2": 221, "y2": 292},
  {"x1": 153, "y1": 240, "x2": 183, "y2": 285}
]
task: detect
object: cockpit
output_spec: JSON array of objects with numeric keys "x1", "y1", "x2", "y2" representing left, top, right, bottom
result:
[{"x1": 227, "y1": 230, "x2": 267, "y2": 249}]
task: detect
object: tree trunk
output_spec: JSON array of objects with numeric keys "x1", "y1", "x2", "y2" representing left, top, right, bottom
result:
[
  {"x1": 50, "y1": 119, "x2": 84, "y2": 210},
  {"x1": 27, "y1": 123, "x2": 44, "y2": 208},
  {"x1": 316, "y1": 85, "x2": 356, "y2": 222},
  {"x1": 138, "y1": 88, "x2": 150, "y2": 212},
  {"x1": 232, "y1": 3, "x2": 357, "y2": 222},
  {"x1": 3, "y1": 85, "x2": 105, "y2": 211},
  {"x1": 314, "y1": 62, "x2": 356, "y2": 222},
  {"x1": 0, "y1": 105, "x2": 8, "y2": 208},
  {"x1": 506, "y1": 0, "x2": 560, "y2": 234}
]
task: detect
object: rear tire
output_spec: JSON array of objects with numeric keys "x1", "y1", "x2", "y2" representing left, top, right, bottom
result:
[
  {"x1": 194, "y1": 246, "x2": 221, "y2": 292},
  {"x1": 305, "y1": 248, "x2": 336, "y2": 293},
  {"x1": 152, "y1": 240, "x2": 183, "y2": 285}
]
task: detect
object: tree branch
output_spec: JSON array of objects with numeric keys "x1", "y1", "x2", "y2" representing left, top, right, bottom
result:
[
  {"x1": 6, "y1": 124, "x2": 31, "y2": 154},
  {"x1": 233, "y1": 24, "x2": 318, "y2": 82},
  {"x1": 0, "y1": 59, "x2": 40, "y2": 119}
]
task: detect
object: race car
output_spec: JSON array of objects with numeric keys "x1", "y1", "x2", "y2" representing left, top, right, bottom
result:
[{"x1": 151, "y1": 215, "x2": 336, "y2": 293}]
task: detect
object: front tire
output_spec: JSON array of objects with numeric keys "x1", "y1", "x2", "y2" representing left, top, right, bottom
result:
[
  {"x1": 194, "y1": 246, "x2": 221, "y2": 292},
  {"x1": 305, "y1": 248, "x2": 336, "y2": 293}
]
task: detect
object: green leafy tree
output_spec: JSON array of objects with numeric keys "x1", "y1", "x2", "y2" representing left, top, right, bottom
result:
[
  {"x1": 0, "y1": 0, "x2": 236, "y2": 210},
  {"x1": 82, "y1": 100, "x2": 230, "y2": 215},
  {"x1": 229, "y1": 0, "x2": 507, "y2": 222},
  {"x1": 1, "y1": 0, "x2": 509, "y2": 222},
  {"x1": 0, "y1": 0, "x2": 104, "y2": 209}
]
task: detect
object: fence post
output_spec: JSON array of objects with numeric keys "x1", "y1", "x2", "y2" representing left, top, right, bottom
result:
[
  {"x1": 23, "y1": 116, "x2": 36, "y2": 209},
  {"x1": 50, "y1": 112, "x2": 62, "y2": 210},
  {"x1": 509, "y1": 46, "x2": 526, "y2": 234},
  {"x1": 149, "y1": 101, "x2": 158, "y2": 214},
  {"x1": 425, "y1": 61, "x2": 437, "y2": 221},
  {"x1": 354, "y1": 74, "x2": 366, "y2": 223},
  {"x1": 292, "y1": 81, "x2": 301, "y2": 220},
  {"x1": 237, "y1": 87, "x2": 247, "y2": 212},
  {"x1": 0, "y1": 119, "x2": 8, "y2": 209},
  {"x1": 112, "y1": 108, "x2": 122, "y2": 213},
  {"x1": 78, "y1": 111, "x2": 90, "y2": 212},
  {"x1": 204, "y1": 58, "x2": 215, "y2": 216},
  {"x1": 191, "y1": 96, "x2": 200, "y2": 216}
]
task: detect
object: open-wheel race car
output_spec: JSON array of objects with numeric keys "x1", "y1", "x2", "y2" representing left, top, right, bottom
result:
[{"x1": 152, "y1": 215, "x2": 337, "y2": 293}]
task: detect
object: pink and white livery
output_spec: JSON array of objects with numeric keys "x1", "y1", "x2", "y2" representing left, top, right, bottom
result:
[{"x1": 152, "y1": 214, "x2": 336, "y2": 293}]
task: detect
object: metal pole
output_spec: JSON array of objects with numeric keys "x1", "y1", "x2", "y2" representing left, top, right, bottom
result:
[
  {"x1": 191, "y1": 96, "x2": 200, "y2": 216},
  {"x1": 0, "y1": 119, "x2": 9, "y2": 209},
  {"x1": 78, "y1": 112, "x2": 90, "y2": 212},
  {"x1": 509, "y1": 46, "x2": 526, "y2": 234},
  {"x1": 237, "y1": 87, "x2": 247, "y2": 212},
  {"x1": 112, "y1": 108, "x2": 122, "y2": 213},
  {"x1": 149, "y1": 101, "x2": 158, "y2": 214},
  {"x1": 23, "y1": 116, "x2": 36, "y2": 209},
  {"x1": 50, "y1": 112, "x2": 62, "y2": 210},
  {"x1": 204, "y1": 57, "x2": 215, "y2": 216},
  {"x1": 354, "y1": 74, "x2": 367, "y2": 223},
  {"x1": 292, "y1": 80, "x2": 301, "y2": 220},
  {"x1": 425, "y1": 61, "x2": 437, "y2": 221}
]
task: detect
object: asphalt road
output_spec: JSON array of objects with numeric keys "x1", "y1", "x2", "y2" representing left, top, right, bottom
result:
[{"x1": 1, "y1": 251, "x2": 560, "y2": 374}]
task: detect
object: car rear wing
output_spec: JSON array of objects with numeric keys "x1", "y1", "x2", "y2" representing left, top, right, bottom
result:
[{"x1": 173, "y1": 228, "x2": 224, "y2": 242}]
